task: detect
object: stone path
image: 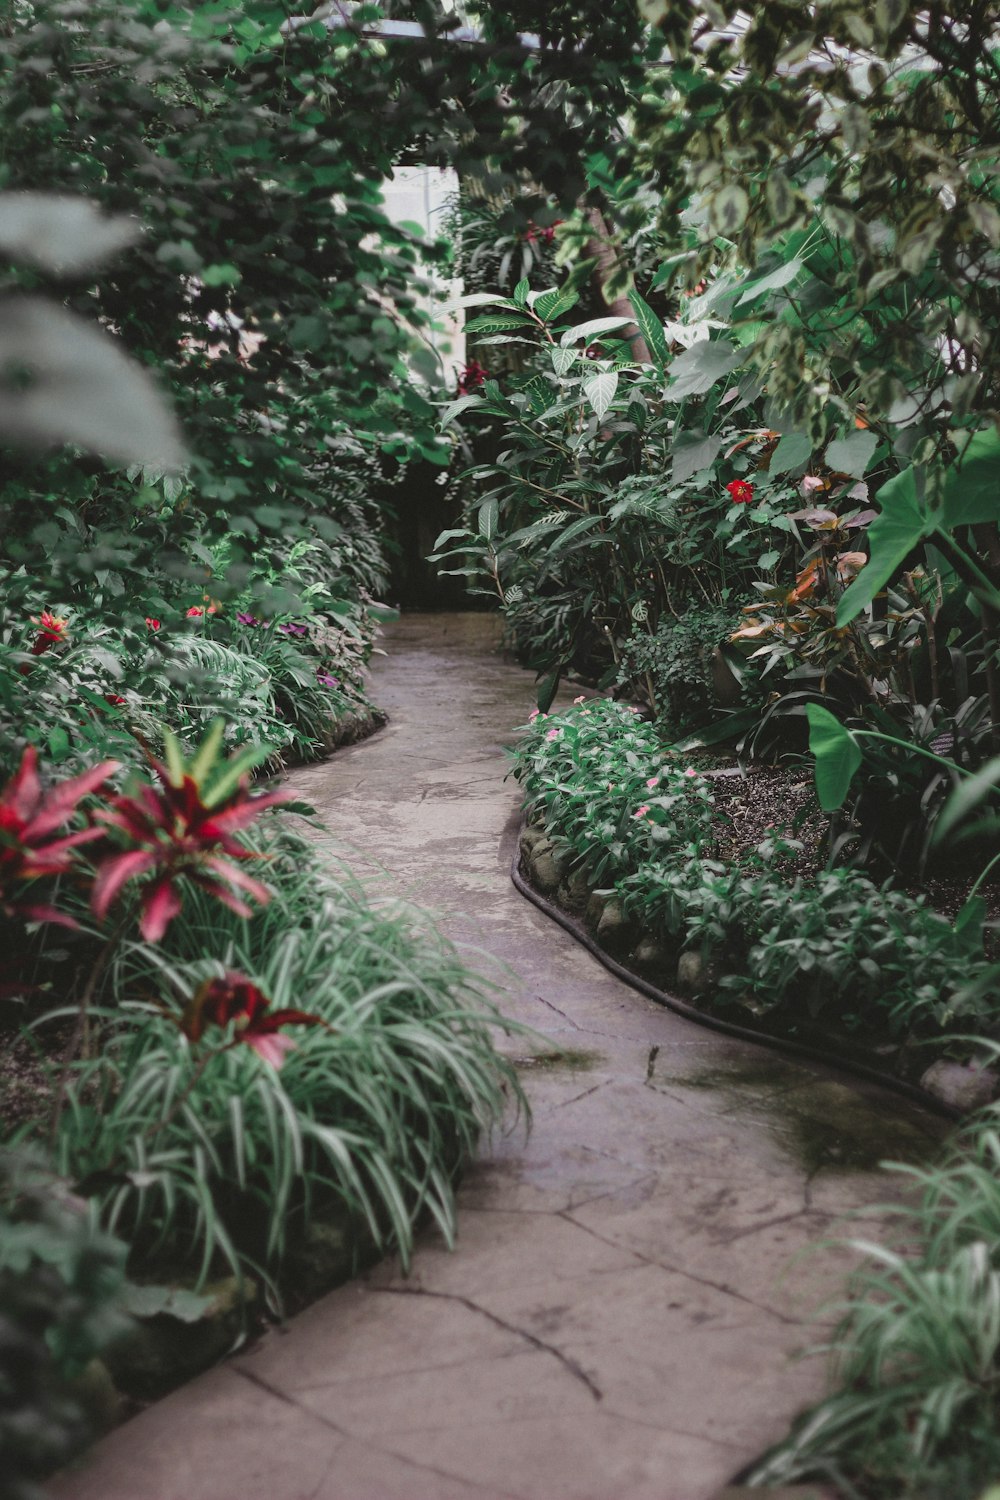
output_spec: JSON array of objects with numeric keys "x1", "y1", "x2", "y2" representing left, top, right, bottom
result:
[{"x1": 55, "y1": 613, "x2": 943, "y2": 1500}]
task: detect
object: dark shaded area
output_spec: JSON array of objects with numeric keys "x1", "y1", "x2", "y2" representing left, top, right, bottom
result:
[{"x1": 381, "y1": 458, "x2": 494, "y2": 610}]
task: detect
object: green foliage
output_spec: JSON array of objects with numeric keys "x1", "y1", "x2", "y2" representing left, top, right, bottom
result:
[
  {"x1": 616, "y1": 605, "x2": 736, "y2": 731},
  {"x1": 512, "y1": 698, "x2": 994, "y2": 1037},
  {"x1": 750, "y1": 1109, "x2": 1000, "y2": 1500},
  {"x1": 436, "y1": 290, "x2": 801, "y2": 693},
  {"x1": 36, "y1": 823, "x2": 524, "y2": 1292},
  {"x1": 0, "y1": 1148, "x2": 129, "y2": 1499}
]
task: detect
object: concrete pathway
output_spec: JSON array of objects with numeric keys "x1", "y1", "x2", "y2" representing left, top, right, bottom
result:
[{"x1": 55, "y1": 613, "x2": 942, "y2": 1500}]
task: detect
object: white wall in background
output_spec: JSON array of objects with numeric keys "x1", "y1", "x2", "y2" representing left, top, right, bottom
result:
[{"x1": 381, "y1": 164, "x2": 464, "y2": 386}]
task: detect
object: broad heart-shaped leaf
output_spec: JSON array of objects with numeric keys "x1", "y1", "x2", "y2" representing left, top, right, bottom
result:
[
  {"x1": 671, "y1": 429, "x2": 724, "y2": 484},
  {"x1": 666, "y1": 338, "x2": 743, "y2": 399},
  {"x1": 825, "y1": 429, "x2": 878, "y2": 478},
  {"x1": 0, "y1": 193, "x2": 139, "y2": 275},
  {"x1": 805, "y1": 703, "x2": 862, "y2": 812},
  {"x1": 939, "y1": 425, "x2": 1000, "y2": 528},
  {"x1": 627, "y1": 290, "x2": 670, "y2": 367},
  {"x1": 836, "y1": 466, "x2": 928, "y2": 626},
  {"x1": 735, "y1": 256, "x2": 803, "y2": 307},
  {"x1": 769, "y1": 430, "x2": 812, "y2": 476},
  {"x1": 559, "y1": 315, "x2": 635, "y2": 348},
  {"x1": 0, "y1": 296, "x2": 185, "y2": 468},
  {"x1": 583, "y1": 370, "x2": 619, "y2": 420}
]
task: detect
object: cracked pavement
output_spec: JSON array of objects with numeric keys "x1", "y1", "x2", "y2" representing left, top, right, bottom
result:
[{"x1": 53, "y1": 614, "x2": 944, "y2": 1500}]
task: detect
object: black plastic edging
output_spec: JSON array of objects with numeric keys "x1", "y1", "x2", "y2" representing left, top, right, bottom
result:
[{"x1": 510, "y1": 823, "x2": 961, "y2": 1125}]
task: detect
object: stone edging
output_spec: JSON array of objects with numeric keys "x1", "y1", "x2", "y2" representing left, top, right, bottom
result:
[{"x1": 511, "y1": 818, "x2": 967, "y2": 1123}]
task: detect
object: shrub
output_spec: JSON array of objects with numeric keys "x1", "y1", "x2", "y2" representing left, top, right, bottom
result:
[
  {"x1": 749, "y1": 1110, "x2": 1000, "y2": 1500},
  {"x1": 615, "y1": 605, "x2": 738, "y2": 731},
  {"x1": 33, "y1": 822, "x2": 524, "y2": 1293},
  {"x1": 0, "y1": 1148, "x2": 128, "y2": 1500}
]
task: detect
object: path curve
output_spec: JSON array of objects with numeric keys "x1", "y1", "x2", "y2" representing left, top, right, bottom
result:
[{"x1": 55, "y1": 613, "x2": 942, "y2": 1500}]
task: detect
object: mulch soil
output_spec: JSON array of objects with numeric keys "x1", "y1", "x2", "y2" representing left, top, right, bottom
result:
[{"x1": 707, "y1": 761, "x2": 1000, "y2": 931}]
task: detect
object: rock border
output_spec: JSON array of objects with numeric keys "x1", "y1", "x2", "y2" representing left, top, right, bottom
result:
[{"x1": 512, "y1": 819, "x2": 971, "y2": 1122}]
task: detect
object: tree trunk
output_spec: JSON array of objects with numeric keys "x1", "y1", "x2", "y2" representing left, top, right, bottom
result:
[{"x1": 583, "y1": 204, "x2": 651, "y2": 364}]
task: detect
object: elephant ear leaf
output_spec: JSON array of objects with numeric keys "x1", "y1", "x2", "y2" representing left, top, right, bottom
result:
[
  {"x1": 836, "y1": 466, "x2": 927, "y2": 626},
  {"x1": 805, "y1": 703, "x2": 861, "y2": 812}
]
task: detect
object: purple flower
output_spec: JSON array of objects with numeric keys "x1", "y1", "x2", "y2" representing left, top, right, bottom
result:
[
  {"x1": 278, "y1": 622, "x2": 309, "y2": 637},
  {"x1": 317, "y1": 671, "x2": 339, "y2": 689},
  {"x1": 236, "y1": 612, "x2": 259, "y2": 627}
]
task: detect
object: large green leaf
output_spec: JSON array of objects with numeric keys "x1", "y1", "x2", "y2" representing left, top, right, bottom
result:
[
  {"x1": 666, "y1": 338, "x2": 742, "y2": 399},
  {"x1": 939, "y1": 426, "x2": 1000, "y2": 528},
  {"x1": 805, "y1": 703, "x2": 862, "y2": 812},
  {"x1": 0, "y1": 296, "x2": 185, "y2": 468},
  {"x1": 735, "y1": 256, "x2": 803, "y2": 307},
  {"x1": 465, "y1": 314, "x2": 534, "y2": 336},
  {"x1": 836, "y1": 466, "x2": 928, "y2": 625},
  {"x1": 627, "y1": 290, "x2": 670, "y2": 367},
  {"x1": 671, "y1": 430, "x2": 724, "y2": 483},
  {"x1": 770, "y1": 430, "x2": 812, "y2": 476},
  {"x1": 826, "y1": 429, "x2": 878, "y2": 478},
  {"x1": 0, "y1": 192, "x2": 139, "y2": 274},
  {"x1": 478, "y1": 497, "x2": 499, "y2": 541},
  {"x1": 932, "y1": 753, "x2": 1000, "y2": 845},
  {"x1": 533, "y1": 286, "x2": 581, "y2": 323}
]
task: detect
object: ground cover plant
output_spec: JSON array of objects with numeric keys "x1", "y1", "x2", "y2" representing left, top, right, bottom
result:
[
  {"x1": 748, "y1": 1101, "x2": 1000, "y2": 1500},
  {"x1": 510, "y1": 699, "x2": 994, "y2": 1049}
]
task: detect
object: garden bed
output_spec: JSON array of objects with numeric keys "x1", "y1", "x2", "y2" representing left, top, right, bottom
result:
[
  {"x1": 0, "y1": 729, "x2": 525, "y2": 1489},
  {"x1": 510, "y1": 698, "x2": 1000, "y2": 1117}
]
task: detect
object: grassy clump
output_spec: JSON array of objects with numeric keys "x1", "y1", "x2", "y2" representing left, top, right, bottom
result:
[
  {"x1": 749, "y1": 1110, "x2": 1000, "y2": 1500},
  {"x1": 19, "y1": 822, "x2": 524, "y2": 1298}
]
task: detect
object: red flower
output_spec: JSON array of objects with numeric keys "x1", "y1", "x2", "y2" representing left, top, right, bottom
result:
[
  {"x1": 145, "y1": 618, "x2": 161, "y2": 632},
  {"x1": 726, "y1": 479, "x2": 754, "y2": 505},
  {"x1": 104, "y1": 695, "x2": 127, "y2": 707},
  {"x1": 30, "y1": 611, "x2": 69, "y2": 656},
  {"x1": 180, "y1": 970, "x2": 325, "y2": 1068},
  {"x1": 186, "y1": 606, "x2": 203, "y2": 618},
  {"x1": 456, "y1": 360, "x2": 489, "y2": 396},
  {"x1": 0, "y1": 747, "x2": 119, "y2": 927},
  {"x1": 91, "y1": 733, "x2": 294, "y2": 942}
]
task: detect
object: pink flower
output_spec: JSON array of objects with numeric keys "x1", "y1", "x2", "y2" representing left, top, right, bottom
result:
[
  {"x1": 633, "y1": 804, "x2": 650, "y2": 819},
  {"x1": 245, "y1": 1032, "x2": 297, "y2": 1068},
  {"x1": 545, "y1": 728, "x2": 560, "y2": 741},
  {"x1": 573, "y1": 695, "x2": 586, "y2": 704},
  {"x1": 529, "y1": 709, "x2": 545, "y2": 722},
  {"x1": 684, "y1": 768, "x2": 698, "y2": 778},
  {"x1": 646, "y1": 776, "x2": 660, "y2": 789}
]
